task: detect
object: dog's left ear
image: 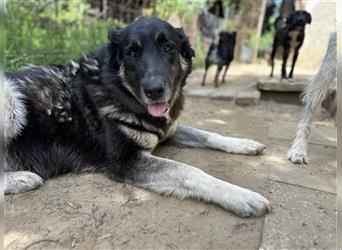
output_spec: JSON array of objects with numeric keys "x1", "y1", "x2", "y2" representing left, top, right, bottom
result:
[
  {"x1": 108, "y1": 27, "x2": 122, "y2": 45},
  {"x1": 175, "y1": 28, "x2": 195, "y2": 61},
  {"x1": 232, "y1": 31, "x2": 237, "y2": 38},
  {"x1": 304, "y1": 11, "x2": 312, "y2": 24}
]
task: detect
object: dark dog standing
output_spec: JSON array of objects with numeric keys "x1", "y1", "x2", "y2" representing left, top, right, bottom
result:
[
  {"x1": 269, "y1": 10, "x2": 311, "y2": 79},
  {"x1": 201, "y1": 31, "x2": 236, "y2": 87}
]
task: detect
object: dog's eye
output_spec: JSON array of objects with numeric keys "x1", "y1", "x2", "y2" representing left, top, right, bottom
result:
[{"x1": 163, "y1": 44, "x2": 175, "y2": 54}]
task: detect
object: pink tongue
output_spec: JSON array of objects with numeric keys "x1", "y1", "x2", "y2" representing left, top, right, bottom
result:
[{"x1": 147, "y1": 102, "x2": 167, "y2": 117}]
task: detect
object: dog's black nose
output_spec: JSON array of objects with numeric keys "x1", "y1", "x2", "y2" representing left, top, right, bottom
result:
[{"x1": 144, "y1": 86, "x2": 164, "y2": 100}]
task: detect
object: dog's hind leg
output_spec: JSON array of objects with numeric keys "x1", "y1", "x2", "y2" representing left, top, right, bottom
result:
[
  {"x1": 5, "y1": 171, "x2": 44, "y2": 195},
  {"x1": 221, "y1": 62, "x2": 231, "y2": 83},
  {"x1": 201, "y1": 60, "x2": 210, "y2": 86},
  {"x1": 166, "y1": 124, "x2": 265, "y2": 155},
  {"x1": 288, "y1": 32, "x2": 336, "y2": 164},
  {"x1": 214, "y1": 65, "x2": 223, "y2": 87},
  {"x1": 120, "y1": 152, "x2": 270, "y2": 217},
  {"x1": 269, "y1": 42, "x2": 278, "y2": 77}
]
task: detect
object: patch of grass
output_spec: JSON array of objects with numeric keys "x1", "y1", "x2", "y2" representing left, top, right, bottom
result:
[{"x1": 5, "y1": 1, "x2": 125, "y2": 71}]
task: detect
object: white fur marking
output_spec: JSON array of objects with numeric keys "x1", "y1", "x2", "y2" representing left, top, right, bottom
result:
[
  {"x1": 119, "y1": 125, "x2": 159, "y2": 150},
  {"x1": 207, "y1": 133, "x2": 266, "y2": 155},
  {"x1": 4, "y1": 78, "x2": 27, "y2": 145},
  {"x1": 5, "y1": 171, "x2": 44, "y2": 194}
]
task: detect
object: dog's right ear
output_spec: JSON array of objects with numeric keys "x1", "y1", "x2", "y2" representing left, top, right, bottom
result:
[
  {"x1": 108, "y1": 27, "x2": 122, "y2": 45},
  {"x1": 304, "y1": 11, "x2": 312, "y2": 24},
  {"x1": 175, "y1": 27, "x2": 195, "y2": 61}
]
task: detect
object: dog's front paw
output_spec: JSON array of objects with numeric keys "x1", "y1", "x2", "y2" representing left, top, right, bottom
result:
[
  {"x1": 5, "y1": 171, "x2": 44, "y2": 195},
  {"x1": 210, "y1": 135, "x2": 266, "y2": 155},
  {"x1": 238, "y1": 139, "x2": 266, "y2": 155},
  {"x1": 223, "y1": 187, "x2": 271, "y2": 217},
  {"x1": 287, "y1": 148, "x2": 308, "y2": 164}
]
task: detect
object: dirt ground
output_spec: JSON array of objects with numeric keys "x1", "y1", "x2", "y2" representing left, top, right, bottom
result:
[{"x1": 5, "y1": 63, "x2": 336, "y2": 250}]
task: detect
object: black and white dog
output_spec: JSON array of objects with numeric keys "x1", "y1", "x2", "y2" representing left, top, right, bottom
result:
[
  {"x1": 4, "y1": 17, "x2": 270, "y2": 217},
  {"x1": 269, "y1": 10, "x2": 311, "y2": 80},
  {"x1": 201, "y1": 31, "x2": 236, "y2": 87}
]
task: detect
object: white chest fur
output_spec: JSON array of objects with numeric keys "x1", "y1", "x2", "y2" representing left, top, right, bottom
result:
[{"x1": 289, "y1": 30, "x2": 300, "y2": 50}]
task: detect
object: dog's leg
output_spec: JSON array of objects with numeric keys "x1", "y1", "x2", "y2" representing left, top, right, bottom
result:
[
  {"x1": 288, "y1": 48, "x2": 299, "y2": 79},
  {"x1": 5, "y1": 171, "x2": 44, "y2": 195},
  {"x1": 281, "y1": 46, "x2": 290, "y2": 79},
  {"x1": 221, "y1": 62, "x2": 231, "y2": 83},
  {"x1": 201, "y1": 61, "x2": 210, "y2": 86},
  {"x1": 167, "y1": 124, "x2": 265, "y2": 155},
  {"x1": 269, "y1": 42, "x2": 278, "y2": 78},
  {"x1": 287, "y1": 107, "x2": 313, "y2": 164},
  {"x1": 214, "y1": 65, "x2": 223, "y2": 87},
  {"x1": 121, "y1": 152, "x2": 270, "y2": 217},
  {"x1": 288, "y1": 32, "x2": 336, "y2": 164}
]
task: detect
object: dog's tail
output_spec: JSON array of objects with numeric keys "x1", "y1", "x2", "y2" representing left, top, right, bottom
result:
[
  {"x1": 4, "y1": 77, "x2": 27, "y2": 145},
  {"x1": 302, "y1": 32, "x2": 336, "y2": 110}
]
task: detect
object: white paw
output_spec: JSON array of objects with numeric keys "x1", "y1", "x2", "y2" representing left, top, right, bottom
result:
[
  {"x1": 237, "y1": 139, "x2": 266, "y2": 155},
  {"x1": 287, "y1": 149, "x2": 308, "y2": 164},
  {"x1": 222, "y1": 187, "x2": 271, "y2": 217},
  {"x1": 210, "y1": 135, "x2": 266, "y2": 156},
  {"x1": 5, "y1": 171, "x2": 44, "y2": 195}
]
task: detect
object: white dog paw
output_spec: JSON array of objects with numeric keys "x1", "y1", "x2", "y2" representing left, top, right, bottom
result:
[
  {"x1": 287, "y1": 149, "x2": 308, "y2": 164},
  {"x1": 223, "y1": 188, "x2": 271, "y2": 217},
  {"x1": 5, "y1": 171, "x2": 44, "y2": 195},
  {"x1": 239, "y1": 139, "x2": 266, "y2": 155}
]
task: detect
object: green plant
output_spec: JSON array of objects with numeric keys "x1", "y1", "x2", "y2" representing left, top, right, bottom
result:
[
  {"x1": 246, "y1": 29, "x2": 274, "y2": 56},
  {"x1": 143, "y1": 0, "x2": 205, "y2": 22},
  {"x1": 5, "y1": 0, "x2": 125, "y2": 71}
]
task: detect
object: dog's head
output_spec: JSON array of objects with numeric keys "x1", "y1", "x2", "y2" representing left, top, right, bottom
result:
[
  {"x1": 107, "y1": 17, "x2": 195, "y2": 118},
  {"x1": 286, "y1": 11, "x2": 311, "y2": 30}
]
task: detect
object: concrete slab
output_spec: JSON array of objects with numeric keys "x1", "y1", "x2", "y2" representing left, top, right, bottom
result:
[
  {"x1": 185, "y1": 88, "x2": 215, "y2": 98},
  {"x1": 257, "y1": 78, "x2": 306, "y2": 92},
  {"x1": 260, "y1": 181, "x2": 336, "y2": 249},
  {"x1": 210, "y1": 89, "x2": 236, "y2": 101},
  {"x1": 266, "y1": 141, "x2": 336, "y2": 194},
  {"x1": 235, "y1": 90, "x2": 261, "y2": 106}
]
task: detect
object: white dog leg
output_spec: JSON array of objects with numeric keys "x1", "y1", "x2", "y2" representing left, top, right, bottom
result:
[
  {"x1": 288, "y1": 32, "x2": 336, "y2": 164},
  {"x1": 169, "y1": 124, "x2": 265, "y2": 155},
  {"x1": 5, "y1": 171, "x2": 44, "y2": 195}
]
